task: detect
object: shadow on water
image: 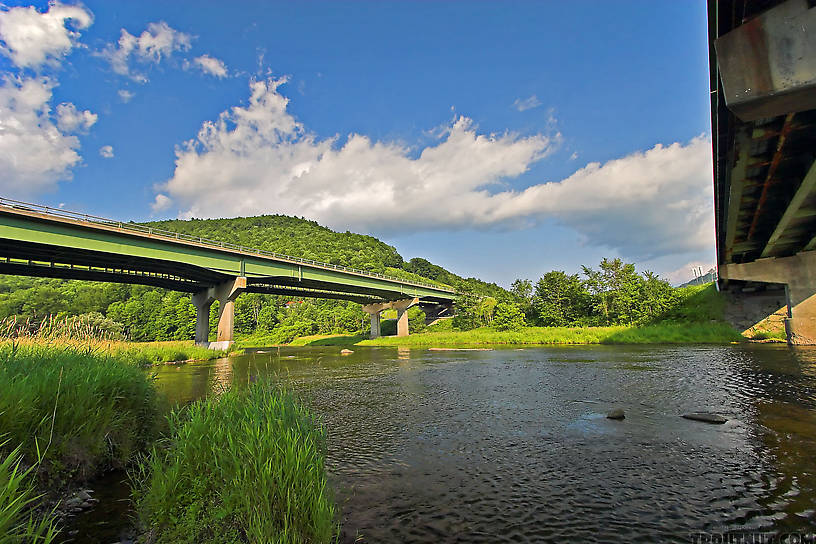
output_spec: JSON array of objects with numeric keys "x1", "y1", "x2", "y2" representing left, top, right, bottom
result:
[{"x1": 66, "y1": 343, "x2": 816, "y2": 543}]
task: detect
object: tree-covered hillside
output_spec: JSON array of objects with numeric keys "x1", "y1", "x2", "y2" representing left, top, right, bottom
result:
[{"x1": 0, "y1": 214, "x2": 509, "y2": 342}]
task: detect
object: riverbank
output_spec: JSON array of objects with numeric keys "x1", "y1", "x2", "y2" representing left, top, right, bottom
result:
[
  {"x1": 0, "y1": 340, "x2": 337, "y2": 543},
  {"x1": 276, "y1": 322, "x2": 745, "y2": 348}
]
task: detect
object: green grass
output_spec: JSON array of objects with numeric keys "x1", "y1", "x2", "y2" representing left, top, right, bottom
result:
[
  {"x1": 291, "y1": 323, "x2": 743, "y2": 347},
  {"x1": 0, "y1": 342, "x2": 166, "y2": 489},
  {"x1": 96, "y1": 340, "x2": 235, "y2": 366},
  {"x1": 0, "y1": 441, "x2": 59, "y2": 544},
  {"x1": 132, "y1": 381, "x2": 338, "y2": 544},
  {"x1": 661, "y1": 283, "x2": 726, "y2": 322}
]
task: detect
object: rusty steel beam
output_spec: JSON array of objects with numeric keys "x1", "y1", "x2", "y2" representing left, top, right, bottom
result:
[{"x1": 746, "y1": 112, "x2": 795, "y2": 240}]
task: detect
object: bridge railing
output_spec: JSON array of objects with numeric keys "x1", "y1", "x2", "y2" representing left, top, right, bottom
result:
[{"x1": 0, "y1": 197, "x2": 454, "y2": 293}]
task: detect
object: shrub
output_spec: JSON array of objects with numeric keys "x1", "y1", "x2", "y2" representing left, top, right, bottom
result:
[
  {"x1": 133, "y1": 382, "x2": 338, "y2": 544},
  {"x1": 492, "y1": 303, "x2": 526, "y2": 331}
]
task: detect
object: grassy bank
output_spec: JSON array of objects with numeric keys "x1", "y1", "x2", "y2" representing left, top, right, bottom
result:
[
  {"x1": 133, "y1": 381, "x2": 337, "y2": 544},
  {"x1": 0, "y1": 342, "x2": 165, "y2": 489},
  {"x1": 292, "y1": 322, "x2": 744, "y2": 347}
]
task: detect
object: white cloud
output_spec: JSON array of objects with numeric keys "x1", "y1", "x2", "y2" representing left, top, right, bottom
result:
[
  {"x1": 103, "y1": 21, "x2": 192, "y2": 82},
  {"x1": 0, "y1": 2, "x2": 92, "y2": 69},
  {"x1": 118, "y1": 89, "x2": 134, "y2": 102},
  {"x1": 56, "y1": 102, "x2": 96, "y2": 132},
  {"x1": 570, "y1": 151, "x2": 578, "y2": 160},
  {"x1": 513, "y1": 94, "x2": 541, "y2": 112},
  {"x1": 191, "y1": 54, "x2": 227, "y2": 78},
  {"x1": 0, "y1": 76, "x2": 85, "y2": 195},
  {"x1": 151, "y1": 193, "x2": 172, "y2": 212},
  {"x1": 99, "y1": 144, "x2": 114, "y2": 158},
  {"x1": 156, "y1": 78, "x2": 714, "y2": 262}
]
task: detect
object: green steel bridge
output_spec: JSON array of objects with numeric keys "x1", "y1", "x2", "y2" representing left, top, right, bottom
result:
[{"x1": 0, "y1": 198, "x2": 455, "y2": 346}]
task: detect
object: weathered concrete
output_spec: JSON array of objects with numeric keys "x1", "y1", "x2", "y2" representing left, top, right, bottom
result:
[
  {"x1": 721, "y1": 251, "x2": 816, "y2": 344},
  {"x1": 192, "y1": 276, "x2": 247, "y2": 348},
  {"x1": 362, "y1": 298, "x2": 419, "y2": 339},
  {"x1": 392, "y1": 298, "x2": 416, "y2": 337}
]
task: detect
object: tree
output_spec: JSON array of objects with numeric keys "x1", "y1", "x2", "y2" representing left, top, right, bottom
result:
[{"x1": 533, "y1": 271, "x2": 589, "y2": 326}]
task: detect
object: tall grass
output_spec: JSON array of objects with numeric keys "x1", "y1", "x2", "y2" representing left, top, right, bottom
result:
[
  {"x1": 0, "y1": 342, "x2": 164, "y2": 488},
  {"x1": 0, "y1": 315, "x2": 123, "y2": 342},
  {"x1": 0, "y1": 441, "x2": 58, "y2": 544},
  {"x1": 133, "y1": 381, "x2": 338, "y2": 544},
  {"x1": 0, "y1": 315, "x2": 234, "y2": 365}
]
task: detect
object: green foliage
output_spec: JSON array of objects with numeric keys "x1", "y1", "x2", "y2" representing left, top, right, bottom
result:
[
  {"x1": 0, "y1": 342, "x2": 165, "y2": 488},
  {"x1": 492, "y1": 303, "x2": 526, "y2": 331},
  {"x1": 133, "y1": 381, "x2": 337, "y2": 544},
  {"x1": 407, "y1": 306, "x2": 426, "y2": 334},
  {"x1": 533, "y1": 271, "x2": 591, "y2": 326},
  {"x1": 0, "y1": 441, "x2": 58, "y2": 544}
]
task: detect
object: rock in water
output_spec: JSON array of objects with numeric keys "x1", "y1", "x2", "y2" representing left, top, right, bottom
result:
[
  {"x1": 682, "y1": 412, "x2": 728, "y2": 424},
  {"x1": 340, "y1": 349, "x2": 354, "y2": 355},
  {"x1": 606, "y1": 408, "x2": 625, "y2": 420}
]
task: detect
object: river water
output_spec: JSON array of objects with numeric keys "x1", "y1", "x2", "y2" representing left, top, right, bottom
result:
[{"x1": 68, "y1": 344, "x2": 816, "y2": 543}]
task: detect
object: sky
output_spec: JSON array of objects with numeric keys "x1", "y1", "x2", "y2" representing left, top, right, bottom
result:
[{"x1": 0, "y1": 1, "x2": 714, "y2": 287}]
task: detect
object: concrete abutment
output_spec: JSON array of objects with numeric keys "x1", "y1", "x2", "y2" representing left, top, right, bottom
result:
[{"x1": 721, "y1": 251, "x2": 816, "y2": 345}]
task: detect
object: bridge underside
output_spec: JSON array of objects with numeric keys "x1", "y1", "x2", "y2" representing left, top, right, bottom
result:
[{"x1": 711, "y1": 0, "x2": 816, "y2": 344}]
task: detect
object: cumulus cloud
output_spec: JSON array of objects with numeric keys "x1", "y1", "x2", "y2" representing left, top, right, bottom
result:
[
  {"x1": 0, "y1": 76, "x2": 86, "y2": 195},
  {"x1": 191, "y1": 54, "x2": 227, "y2": 78},
  {"x1": 103, "y1": 21, "x2": 192, "y2": 82},
  {"x1": 156, "y1": 78, "x2": 713, "y2": 261},
  {"x1": 99, "y1": 144, "x2": 113, "y2": 158},
  {"x1": 118, "y1": 89, "x2": 134, "y2": 102},
  {"x1": 56, "y1": 102, "x2": 96, "y2": 132},
  {"x1": 513, "y1": 94, "x2": 541, "y2": 112},
  {"x1": 0, "y1": 2, "x2": 92, "y2": 69}
]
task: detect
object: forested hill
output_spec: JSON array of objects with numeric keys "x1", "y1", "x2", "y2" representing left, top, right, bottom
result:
[{"x1": 142, "y1": 215, "x2": 507, "y2": 297}]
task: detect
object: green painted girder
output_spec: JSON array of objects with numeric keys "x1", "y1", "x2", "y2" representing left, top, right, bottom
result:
[{"x1": 0, "y1": 207, "x2": 455, "y2": 303}]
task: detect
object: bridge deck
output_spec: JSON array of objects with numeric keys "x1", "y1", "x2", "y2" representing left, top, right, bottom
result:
[{"x1": 0, "y1": 198, "x2": 455, "y2": 304}]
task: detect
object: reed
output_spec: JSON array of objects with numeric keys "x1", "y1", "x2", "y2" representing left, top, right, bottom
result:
[
  {"x1": 0, "y1": 441, "x2": 59, "y2": 544},
  {"x1": 133, "y1": 381, "x2": 338, "y2": 544}
]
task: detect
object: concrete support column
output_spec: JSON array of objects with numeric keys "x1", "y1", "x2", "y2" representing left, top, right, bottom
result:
[
  {"x1": 369, "y1": 311, "x2": 381, "y2": 339},
  {"x1": 392, "y1": 298, "x2": 416, "y2": 338},
  {"x1": 362, "y1": 298, "x2": 418, "y2": 339},
  {"x1": 192, "y1": 276, "x2": 246, "y2": 349},
  {"x1": 362, "y1": 301, "x2": 387, "y2": 340},
  {"x1": 721, "y1": 251, "x2": 816, "y2": 345},
  {"x1": 191, "y1": 293, "x2": 212, "y2": 346}
]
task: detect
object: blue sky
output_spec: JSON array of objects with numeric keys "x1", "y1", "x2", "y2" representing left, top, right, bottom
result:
[{"x1": 0, "y1": 1, "x2": 714, "y2": 286}]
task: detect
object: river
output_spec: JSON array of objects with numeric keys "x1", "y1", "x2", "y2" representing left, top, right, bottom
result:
[{"x1": 67, "y1": 344, "x2": 816, "y2": 543}]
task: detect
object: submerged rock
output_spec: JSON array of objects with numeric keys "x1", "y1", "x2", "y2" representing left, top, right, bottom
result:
[
  {"x1": 682, "y1": 412, "x2": 728, "y2": 424},
  {"x1": 606, "y1": 408, "x2": 626, "y2": 420}
]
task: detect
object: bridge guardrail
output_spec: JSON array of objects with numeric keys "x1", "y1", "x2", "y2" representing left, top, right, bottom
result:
[{"x1": 0, "y1": 197, "x2": 454, "y2": 293}]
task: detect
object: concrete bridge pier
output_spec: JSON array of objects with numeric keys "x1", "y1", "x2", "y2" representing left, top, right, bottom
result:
[
  {"x1": 362, "y1": 297, "x2": 418, "y2": 339},
  {"x1": 192, "y1": 276, "x2": 246, "y2": 348},
  {"x1": 721, "y1": 252, "x2": 816, "y2": 345}
]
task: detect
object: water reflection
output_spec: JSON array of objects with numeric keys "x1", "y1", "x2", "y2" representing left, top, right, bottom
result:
[{"x1": 87, "y1": 345, "x2": 816, "y2": 542}]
